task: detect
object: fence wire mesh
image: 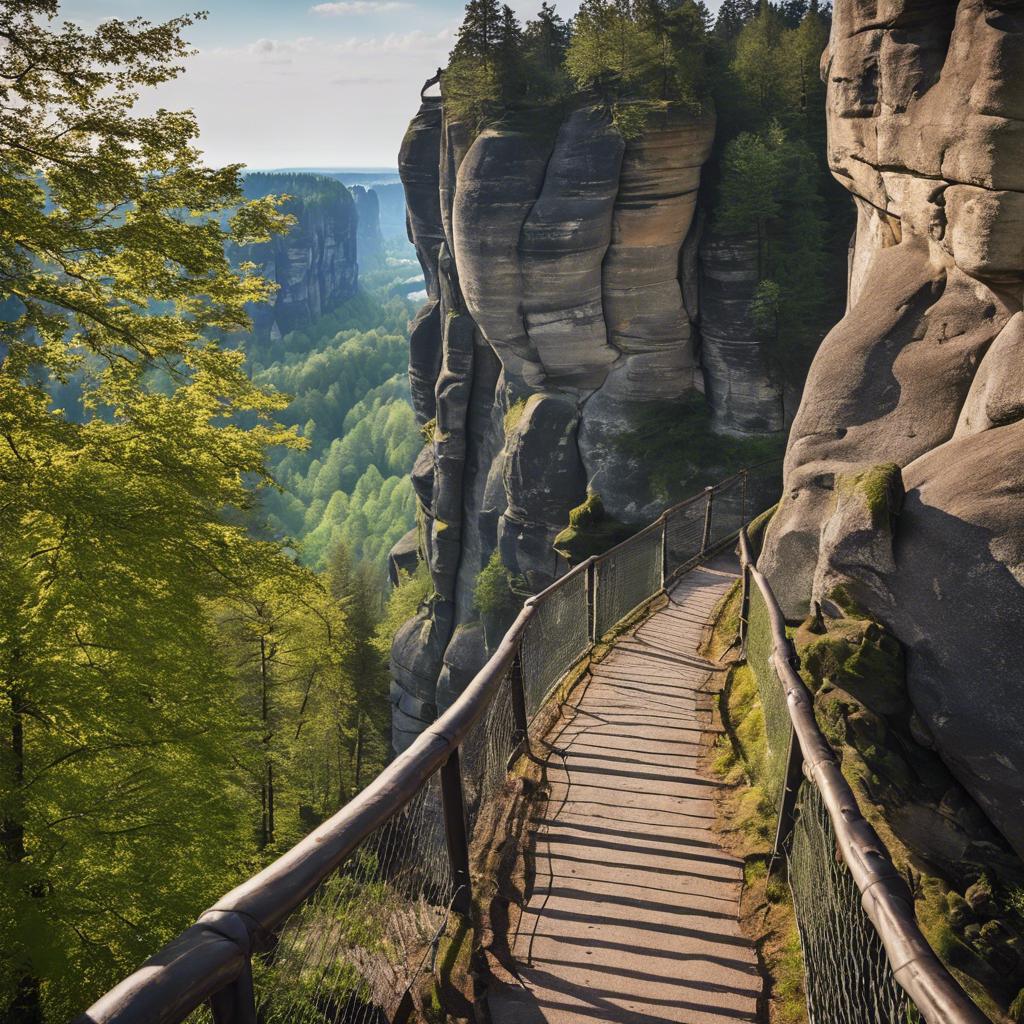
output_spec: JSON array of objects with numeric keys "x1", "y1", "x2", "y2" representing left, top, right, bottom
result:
[
  {"x1": 789, "y1": 781, "x2": 918, "y2": 1024},
  {"x1": 459, "y1": 664, "x2": 519, "y2": 841},
  {"x1": 664, "y1": 497, "x2": 707, "y2": 579},
  {"x1": 709, "y1": 473, "x2": 745, "y2": 548},
  {"x1": 252, "y1": 772, "x2": 453, "y2": 1024},
  {"x1": 745, "y1": 582, "x2": 793, "y2": 814},
  {"x1": 520, "y1": 569, "x2": 590, "y2": 719},
  {"x1": 593, "y1": 526, "x2": 662, "y2": 638}
]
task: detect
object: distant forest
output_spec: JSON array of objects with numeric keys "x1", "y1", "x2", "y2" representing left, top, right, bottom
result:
[{"x1": 246, "y1": 265, "x2": 422, "y2": 577}]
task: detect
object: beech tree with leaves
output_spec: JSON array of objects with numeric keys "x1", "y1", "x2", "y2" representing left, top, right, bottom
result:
[{"x1": 0, "y1": 2, "x2": 303, "y2": 1018}]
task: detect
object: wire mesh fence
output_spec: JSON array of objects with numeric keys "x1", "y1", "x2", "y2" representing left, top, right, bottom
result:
[
  {"x1": 709, "y1": 473, "x2": 746, "y2": 548},
  {"x1": 520, "y1": 567, "x2": 591, "y2": 720},
  {"x1": 593, "y1": 525, "x2": 663, "y2": 638},
  {"x1": 79, "y1": 462, "x2": 807, "y2": 1024},
  {"x1": 253, "y1": 771, "x2": 454, "y2": 1024},
  {"x1": 664, "y1": 496, "x2": 707, "y2": 579},
  {"x1": 789, "y1": 781, "x2": 919, "y2": 1024},
  {"x1": 745, "y1": 582, "x2": 793, "y2": 814},
  {"x1": 460, "y1": 664, "x2": 520, "y2": 840}
]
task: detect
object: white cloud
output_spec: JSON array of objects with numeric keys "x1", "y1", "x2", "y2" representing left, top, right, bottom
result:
[
  {"x1": 144, "y1": 24, "x2": 457, "y2": 166},
  {"x1": 331, "y1": 27, "x2": 453, "y2": 54},
  {"x1": 311, "y1": 1, "x2": 412, "y2": 14}
]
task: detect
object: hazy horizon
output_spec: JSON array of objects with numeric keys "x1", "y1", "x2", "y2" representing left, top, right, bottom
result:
[{"x1": 58, "y1": 0, "x2": 725, "y2": 170}]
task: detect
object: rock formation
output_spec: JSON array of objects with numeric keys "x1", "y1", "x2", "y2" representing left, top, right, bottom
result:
[
  {"x1": 760, "y1": 2, "x2": 1024, "y2": 860},
  {"x1": 238, "y1": 173, "x2": 359, "y2": 338},
  {"x1": 389, "y1": 87, "x2": 791, "y2": 751},
  {"x1": 350, "y1": 184, "x2": 385, "y2": 269}
]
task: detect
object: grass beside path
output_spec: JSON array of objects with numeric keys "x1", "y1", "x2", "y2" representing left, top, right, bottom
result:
[{"x1": 703, "y1": 580, "x2": 808, "y2": 1024}]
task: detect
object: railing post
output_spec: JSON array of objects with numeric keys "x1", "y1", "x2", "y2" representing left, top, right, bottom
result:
[
  {"x1": 740, "y1": 469, "x2": 748, "y2": 527},
  {"x1": 440, "y1": 750, "x2": 473, "y2": 916},
  {"x1": 588, "y1": 559, "x2": 598, "y2": 643},
  {"x1": 768, "y1": 638, "x2": 804, "y2": 878},
  {"x1": 699, "y1": 485, "x2": 714, "y2": 556},
  {"x1": 769, "y1": 732, "x2": 804, "y2": 879},
  {"x1": 739, "y1": 562, "x2": 751, "y2": 655},
  {"x1": 210, "y1": 960, "x2": 257, "y2": 1024},
  {"x1": 509, "y1": 647, "x2": 531, "y2": 761},
  {"x1": 660, "y1": 513, "x2": 669, "y2": 589}
]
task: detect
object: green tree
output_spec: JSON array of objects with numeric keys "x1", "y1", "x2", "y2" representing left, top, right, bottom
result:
[
  {"x1": 0, "y1": 1, "x2": 295, "y2": 1017},
  {"x1": 565, "y1": 0, "x2": 657, "y2": 94},
  {"x1": 216, "y1": 564, "x2": 354, "y2": 850},
  {"x1": 444, "y1": 0, "x2": 503, "y2": 123},
  {"x1": 731, "y1": 2, "x2": 786, "y2": 115},
  {"x1": 496, "y1": 4, "x2": 525, "y2": 103},
  {"x1": 326, "y1": 546, "x2": 389, "y2": 795},
  {"x1": 523, "y1": 2, "x2": 570, "y2": 95},
  {"x1": 715, "y1": 121, "x2": 787, "y2": 276},
  {"x1": 713, "y1": 0, "x2": 756, "y2": 41}
]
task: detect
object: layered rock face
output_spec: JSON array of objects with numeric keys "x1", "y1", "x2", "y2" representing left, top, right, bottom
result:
[
  {"x1": 760, "y1": 2, "x2": 1024, "y2": 857},
  {"x1": 350, "y1": 185, "x2": 385, "y2": 268},
  {"x1": 389, "y1": 97, "x2": 728, "y2": 751},
  {"x1": 238, "y1": 175, "x2": 358, "y2": 338},
  {"x1": 699, "y1": 230, "x2": 786, "y2": 435}
]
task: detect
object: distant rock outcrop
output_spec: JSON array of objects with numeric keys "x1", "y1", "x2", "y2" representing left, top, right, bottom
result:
[
  {"x1": 238, "y1": 173, "x2": 358, "y2": 337},
  {"x1": 350, "y1": 184, "x2": 385, "y2": 269},
  {"x1": 760, "y1": 2, "x2": 1024, "y2": 859}
]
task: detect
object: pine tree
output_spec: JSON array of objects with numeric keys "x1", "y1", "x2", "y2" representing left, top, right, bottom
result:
[
  {"x1": 450, "y1": 0, "x2": 503, "y2": 60},
  {"x1": 496, "y1": 4, "x2": 525, "y2": 103},
  {"x1": 713, "y1": 0, "x2": 756, "y2": 40},
  {"x1": 523, "y1": 1, "x2": 570, "y2": 80}
]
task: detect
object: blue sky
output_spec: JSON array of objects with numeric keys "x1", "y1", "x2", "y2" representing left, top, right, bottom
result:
[{"x1": 60, "y1": 0, "x2": 722, "y2": 168}]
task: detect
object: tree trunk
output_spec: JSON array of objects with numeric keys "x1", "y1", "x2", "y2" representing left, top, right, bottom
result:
[
  {"x1": 3, "y1": 679, "x2": 43, "y2": 1023},
  {"x1": 259, "y1": 634, "x2": 274, "y2": 849},
  {"x1": 354, "y1": 716, "x2": 364, "y2": 793}
]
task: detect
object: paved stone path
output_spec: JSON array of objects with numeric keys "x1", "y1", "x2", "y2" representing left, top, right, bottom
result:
[{"x1": 492, "y1": 558, "x2": 762, "y2": 1024}]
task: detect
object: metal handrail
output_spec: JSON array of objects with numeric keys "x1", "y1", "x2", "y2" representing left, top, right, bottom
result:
[
  {"x1": 737, "y1": 529, "x2": 988, "y2": 1024},
  {"x1": 75, "y1": 464, "x2": 776, "y2": 1024}
]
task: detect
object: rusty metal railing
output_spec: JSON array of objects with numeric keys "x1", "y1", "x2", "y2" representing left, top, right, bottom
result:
[
  {"x1": 738, "y1": 528, "x2": 988, "y2": 1024},
  {"x1": 73, "y1": 463, "x2": 777, "y2": 1024}
]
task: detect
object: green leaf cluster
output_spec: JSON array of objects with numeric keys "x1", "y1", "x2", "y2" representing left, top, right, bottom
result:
[{"x1": 0, "y1": 4, "x2": 393, "y2": 1017}]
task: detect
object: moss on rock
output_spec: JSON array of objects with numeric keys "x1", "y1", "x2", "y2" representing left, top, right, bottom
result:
[
  {"x1": 553, "y1": 490, "x2": 634, "y2": 563},
  {"x1": 835, "y1": 461, "x2": 902, "y2": 529}
]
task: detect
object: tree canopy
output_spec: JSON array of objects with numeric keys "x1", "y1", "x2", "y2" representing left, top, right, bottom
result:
[{"x1": 0, "y1": 4, "x2": 393, "y2": 1018}]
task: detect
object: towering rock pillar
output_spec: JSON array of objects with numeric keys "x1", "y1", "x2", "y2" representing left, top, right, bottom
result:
[
  {"x1": 389, "y1": 91, "x2": 717, "y2": 753},
  {"x1": 760, "y1": 1, "x2": 1024, "y2": 858}
]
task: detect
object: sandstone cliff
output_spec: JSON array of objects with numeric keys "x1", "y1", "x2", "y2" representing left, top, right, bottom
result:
[
  {"x1": 759, "y1": 2, "x2": 1024, "y2": 865},
  {"x1": 389, "y1": 90, "x2": 795, "y2": 752},
  {"x1": 238, "y1": 173, "x2": 359, "y2": 338},
  {"x1": 350, "y1": 184, "x2": 385, "y2": 269}
]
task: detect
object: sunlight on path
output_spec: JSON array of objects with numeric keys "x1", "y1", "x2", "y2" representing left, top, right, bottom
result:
[{"x1": 492, "y1": 556, "x2": 762, "y2": 1024}]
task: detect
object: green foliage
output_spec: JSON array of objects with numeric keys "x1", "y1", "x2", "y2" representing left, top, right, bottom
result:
[
  {"x1": 707, "y1": 4, "x2": 848, "y2": 388},
  {"x1": 553, "y1": 491, "x2": 634, "y2": 563},
  {"x1": 616, "y1": 394, "x2": 785, "y2": 503},
  {"x1": 836, "y1": 463, "x2": 902, "y2": 528},
  {"x1": 473, "y1": 550, "x2": 520, "y2": 617},
  {"x1": 248, "y1": 274, "x2": 422, "y2": 579},
  {"x1": 0, "y1": 2, "x2": 315, "y2": 1015},
  {"x1": 611, "y1": 101, "x2": 650, "y2": 139},
  {"x1": 0, "y1": 6, "x2": 412, "y2": 1017},
  {"x1": 373, "y1": 564, "x2": 433, "y2": 661},
  {"x1": 502, "y1": 398, "x2": 527, "y2": 436}
]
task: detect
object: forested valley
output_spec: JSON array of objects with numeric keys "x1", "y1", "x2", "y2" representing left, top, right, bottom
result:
[
  {"x1": 0, "y1": 6, "x2": 428, "y2": 1016},
  {"x1": 1, "y1": 0, "x2": 854, "y2": 1019}
]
